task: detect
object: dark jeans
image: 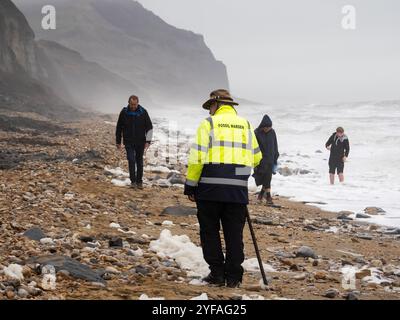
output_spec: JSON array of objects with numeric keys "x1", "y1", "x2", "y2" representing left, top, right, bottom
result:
[
  {"x1": 196, "y1": 200, "x2": 247, "y2": 282},
  {"x1": 125, "y1": 143, "x2": 145, "y2": 184}
]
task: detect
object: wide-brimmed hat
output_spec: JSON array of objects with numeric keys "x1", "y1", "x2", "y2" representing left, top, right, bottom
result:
[{"x1": 202, "y1": 89, "x2": 239, "y2": 110}]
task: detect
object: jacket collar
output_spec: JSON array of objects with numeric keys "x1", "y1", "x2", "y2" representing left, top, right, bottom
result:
[
  {"x1": 214, "y1": 105, "x2": 237, "y2": 116},
  {"x1": 125, "y1": 105, "x2": 144, "y2": 116}
]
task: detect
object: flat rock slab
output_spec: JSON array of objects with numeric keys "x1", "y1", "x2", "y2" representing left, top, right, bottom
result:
[
  {"x1": 357, "y1": 234, "x2": 373, "y2": 240},
  {"x1": 23, "y1": 227, "x2": 46, "y2": 241},
  {"x1": 161, "y1": 206, "x2": 197, "y2": 216},
  {"x1": 252, "y1": 217, "x2": 274, "y2": 225},
  {"x1": 26, "y1": 255, "x2": 105, "y2": 284},
  {"x1": 356, "y1": 213, "x2": 371, "y2": 219}
]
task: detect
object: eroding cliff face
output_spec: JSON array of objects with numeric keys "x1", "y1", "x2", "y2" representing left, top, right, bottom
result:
[
  {"x1": 0, "y1": 0, "x2": 81, "y2": 120},
  {"x1": 15, "y1": 0, "x2": 230, "y2": 105},
  {"x1": 0, "y1": 0, "x2": 37, "y2": 76}
]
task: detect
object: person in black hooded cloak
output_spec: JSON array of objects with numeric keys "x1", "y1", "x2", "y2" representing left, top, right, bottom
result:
[{"x1": 253, "y1": 115, "x2": 279, "y2": 205}]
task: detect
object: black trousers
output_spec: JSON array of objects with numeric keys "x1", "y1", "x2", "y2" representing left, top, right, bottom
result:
[
  {"x1": 196, "y1": 200, "x2": 247, "y2": 281},
  {"x1": 125, "y1": 143, "x2": 145, "y2": 184},
  {"x1": 262, "y1": 164, "x2": 273, "y2": 189}
]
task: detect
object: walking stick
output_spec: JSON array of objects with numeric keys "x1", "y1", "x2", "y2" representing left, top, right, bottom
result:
[{"x1": 245, "y1": 207, "x2": 269, "y2": 286}]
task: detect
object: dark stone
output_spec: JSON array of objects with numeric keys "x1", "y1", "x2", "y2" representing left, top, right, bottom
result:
[
  {"x1": 345, "y1": 292, "x2": 359, "y2": 300},
  {"x1": 109, "y1": 237, "x2": 123, "y2": 248},
  {"x1": 354, "y1": 257, "x2": 367, "y2": 265},
  {"x1": 324, "y1": 288, "x2": 339, "y2": 299},
  {"x1": 161, "y1": 206, "x2": 197, "y2": 217},
  {"x1": 301, "y1": 201, "x2": 327, "y2": 205},
  {"x1": 382, "y1": 228, "x2": 400, "y2": 235},
  {"x1": 135, "y1": 265, "x2": 150, "y2": 276},
  {"x1": 296, "y1": 246, "x2": 318, "y2": 259},
  {"x1": 341, "y1": 260, "x2": 354, "y2": 266},
  {"x1": 126, "y1": 236, "x2": 150, "y2": 245},
  {"x1": 337, "y1": 212, "x2": 354, "y2": 220},
  {"x1": 290, "y1": 264, "x2": 300, "y2": 271},
  {"x1": 303, "y1": 225, "x2": 320, "y2": 231},
  {"x1": 79, "y1": 236, "x2": 95, "y2": 243},
  {"x1": 356, "y1": 213, "x2": 371, "y2": 219},
  {"x1": 23, "y1": 227, "x2": 46, "y2": 241},
  {"x1": 26, "y1": 255, "x2": 105, "y2": 283},
  {"x1": 167, "y1": 172, "x2": 185, "y2": 185}
]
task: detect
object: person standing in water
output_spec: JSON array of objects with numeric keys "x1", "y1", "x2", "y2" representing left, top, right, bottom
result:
[
  {"x1": 253, "y1": 115, "x2": 279, "y2": 206},
  {"x1": 325, "y1": 127, "x2": 350, "y2": 185}
]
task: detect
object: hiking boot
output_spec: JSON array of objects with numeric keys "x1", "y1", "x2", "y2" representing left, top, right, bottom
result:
[
  {"x1": 257, "y1": 191, "x2": 265, "y2": 202},
  {"x1": 136, "y1": 182, "x2": 144, "y2": 190},
  {"x1": 130, "y1": 183, "x2": 136, "y2": 189},
  {"x1": 226, "y1": 279, "x2": 241, "y2": 288},
  {"x1": 266, "y1": 196, "x2": 274, "y2": 206},
  {"x1": 202, "y1": 273, "x2": 225, "y2": 287}
]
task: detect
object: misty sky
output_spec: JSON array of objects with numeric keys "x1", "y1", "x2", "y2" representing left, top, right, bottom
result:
[{"x1": 139, "y1": 0, "x2": 400, "y2": 105}]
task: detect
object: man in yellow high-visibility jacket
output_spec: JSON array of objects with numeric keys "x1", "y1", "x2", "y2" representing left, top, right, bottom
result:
[{"x1": 184, "y1": 89, "x2": 262, "y2": 288}]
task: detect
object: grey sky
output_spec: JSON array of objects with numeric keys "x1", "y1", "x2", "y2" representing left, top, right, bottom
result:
[{"x1": 138, "y1": 0, "x2": 400, "y2": 104}]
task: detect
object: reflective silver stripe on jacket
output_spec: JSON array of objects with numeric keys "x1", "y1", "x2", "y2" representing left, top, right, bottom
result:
[
  {"x1": 235, "y1": 166, "x2": 252, "y2": 176},
  {"x1": 191, "y1": 143, "x2": 208, "y2": 153},
  {"x1": 199, "y1": 177, "x2": 248, "y2": 187},
  {"x1": 185, "y1": 179, "x2": 199, "y2": 187}
]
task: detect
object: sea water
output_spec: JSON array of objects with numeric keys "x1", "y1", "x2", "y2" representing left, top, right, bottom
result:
[{"x1": 151, "y1": 101, "x2": 400, "y2": 228}]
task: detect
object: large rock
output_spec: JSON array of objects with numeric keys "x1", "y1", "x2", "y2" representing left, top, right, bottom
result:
[
  {"x1": 23, "y1": 227, "x2": 46, "y2": 241},
  {"x1": 161, "y1": 206, "x2": 197, "y2": 217},
  {"x1": 364, "y1": 207, "x2": 386, "y2": 215},
  {"x1": 26, "y1": 255, "x2": 105, "y2": 284},
  {"x1": 296, "y1": 246, "x2": 318, "y2": 259}
]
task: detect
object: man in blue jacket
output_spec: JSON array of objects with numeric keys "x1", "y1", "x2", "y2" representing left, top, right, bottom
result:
[{"x1": 116, "y1": 95, "x2": 153, "y2": 189}]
